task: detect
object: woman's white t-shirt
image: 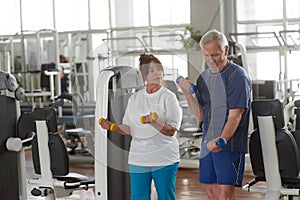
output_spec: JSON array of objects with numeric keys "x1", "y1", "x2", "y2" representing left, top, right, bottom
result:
[{"x1": 123, "y1": 86, "x2": 182, "y2": 166}]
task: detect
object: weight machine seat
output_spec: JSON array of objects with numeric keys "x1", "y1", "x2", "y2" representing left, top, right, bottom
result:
[
  {"x1": 248, "y1": 99, "x2": 300, "y2": 189},
  {"x1": 30, "y1": 108, "x2": 94, "y2": 191}
]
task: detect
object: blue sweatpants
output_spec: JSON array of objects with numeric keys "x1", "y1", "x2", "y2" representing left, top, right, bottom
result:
[{"x1": 128, "y1": 162, "x2": 179, "y2": 200}]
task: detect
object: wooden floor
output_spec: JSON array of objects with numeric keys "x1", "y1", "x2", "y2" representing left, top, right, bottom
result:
[
  {"x1": 25, "y1": 151, "x2": 266, "y2": 200},
  {"x1": 175, "y1": 169, "x2": 265, "y2": 200}
]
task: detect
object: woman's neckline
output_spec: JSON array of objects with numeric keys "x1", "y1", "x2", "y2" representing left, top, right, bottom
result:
[{"x1": 146, "y1": 83, "x2": 162, "y2": 94}]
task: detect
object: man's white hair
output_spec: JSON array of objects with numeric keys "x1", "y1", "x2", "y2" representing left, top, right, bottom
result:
[{"x1": 199, "y1": 30, "x2": 228, "y2": 50}]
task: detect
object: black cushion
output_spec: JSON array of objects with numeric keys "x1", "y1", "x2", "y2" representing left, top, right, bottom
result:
[
  {"x1": 32, "y1": 134, "x2": 69, "y2": 176},
  {"x1": 250, "y1": 129, "x2": 300, "y2": 178},
  {"x1": 252, "y1": 99, "x2": 285, "y2": 130},
  {"x1": 250, "y1": 99, "x2": 300, "y2": 180},
  {"x1": 34, "y1": 107, "x2": 58, "y2": 133},
  {"x1": 17, "y1": 112, "x2": 36, "y2": 140}
]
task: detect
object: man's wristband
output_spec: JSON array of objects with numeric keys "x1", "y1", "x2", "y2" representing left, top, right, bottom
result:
[{"x1": 216, "y1": 137, "x2": 227, "y2": 149}]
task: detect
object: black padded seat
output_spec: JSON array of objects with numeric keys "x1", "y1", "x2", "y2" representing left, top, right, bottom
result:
[
  {"x1": 31, "y1": 107, "x2": 94, "y2": 189},
  {"x1": 249, "y1": 99, "x2": 300, "y2": 188},
  {"x1": 32, "y1": 134, "x2": 69, "y2": 176}
]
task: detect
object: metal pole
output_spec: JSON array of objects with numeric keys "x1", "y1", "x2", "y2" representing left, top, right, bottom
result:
[
  {"x1": 282, "y1": 0, "x2": 289, "y2": 103},
  {"x1": 147, "y1": 0, "x2": 152, "y2": 49},
  {"x1": 52, "y1": 0, "x2": 62, "y2": 117},
  {"x1": 87, "y1": 0, "x2": 93, "y2": 101},
  {"x1": 19, "y1": 0, "x2": 27, "y2": 87}
]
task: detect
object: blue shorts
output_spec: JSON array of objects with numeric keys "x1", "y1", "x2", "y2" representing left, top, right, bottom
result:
[
  {"x1": 199, "y1": 151, "x2": 245, "y2": 186},
  {"x1": 129, "y1": 162, "x2": 179, "y2": 200}
]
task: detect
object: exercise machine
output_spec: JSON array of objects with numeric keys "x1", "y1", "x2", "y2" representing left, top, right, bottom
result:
[
  {"x1": 0, "y1": 71, "x2": 25, "y2": 200},
  {"x1": 1, "y1": 70, "x2": 94, "y2": 199},
  {"x1": 244, "y1": 99, "x2": 300, "y2": 199},
  {"x1": 27, "y1": 107, "x2": 95, "y2": 199},
  {"x1": 8, "y1": 107, "x2": 95, "y2": 200},
  {"x1": 94, "y1": 65, "x2": 143, "y2": 200}
]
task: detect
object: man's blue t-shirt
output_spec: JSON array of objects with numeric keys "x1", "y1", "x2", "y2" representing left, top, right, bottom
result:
[{"x1": 196, "y1": 61, "x2": 252, "y2": 153}]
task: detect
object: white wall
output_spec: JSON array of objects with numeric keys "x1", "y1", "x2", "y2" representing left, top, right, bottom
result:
[{"x1": 190, "y1": 0, "x2": 221, "y2": 33}]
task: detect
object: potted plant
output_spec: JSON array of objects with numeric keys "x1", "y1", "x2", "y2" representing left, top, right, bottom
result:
[{"x1": 181, "y1": 26, "x2": 202, "y2": 50}]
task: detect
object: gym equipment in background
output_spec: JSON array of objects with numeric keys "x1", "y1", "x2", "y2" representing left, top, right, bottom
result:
[
  {"x1": 54, "y1": 92, "x2": 94, "y2": 157},
  {"x1": 28, "y1": 107, "x2": 95, "y2": 199},
  {"x1": 244, "y1": 99, "x2": 300, "y2": 199},
  {"x1": 0, "y1": 71, "x2": 25, "y2": 200}
]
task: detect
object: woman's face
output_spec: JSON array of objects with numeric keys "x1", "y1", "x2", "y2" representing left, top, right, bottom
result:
[{"x1": 145, "y1": 62, "x2": 164, "y2": 84}]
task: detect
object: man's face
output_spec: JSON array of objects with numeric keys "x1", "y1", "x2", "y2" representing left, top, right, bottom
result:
[{"x1": 202, "y1": 41, "x2": 228, "y2": 72}]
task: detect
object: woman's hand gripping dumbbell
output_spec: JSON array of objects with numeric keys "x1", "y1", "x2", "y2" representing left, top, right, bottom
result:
[
  {"x1": 140, "y1": 112, "x2": 159, "y2": 124},
  {"x1": 98, "y1": 118, "x2": 117, "y2": 132}
]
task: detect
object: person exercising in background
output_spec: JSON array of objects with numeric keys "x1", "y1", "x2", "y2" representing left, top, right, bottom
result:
[
  {"x1": 59, "y1": 55, "x2": 69, "y2": 93},
  {"x1": 99, "y1": 53, "x2": 182, "y2": 200},
  {"x1": 177, "y1": 30, "x2": 252, "y2": 200}
]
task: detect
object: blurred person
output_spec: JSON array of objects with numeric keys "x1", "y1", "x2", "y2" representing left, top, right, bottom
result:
[{"x1": 59, "y1": 55, "x2": 69, "y2": 93}]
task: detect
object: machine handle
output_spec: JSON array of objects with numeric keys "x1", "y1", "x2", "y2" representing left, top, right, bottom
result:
[{"x1": 6, "y1": 133, "x2": 35, "y2": 152}]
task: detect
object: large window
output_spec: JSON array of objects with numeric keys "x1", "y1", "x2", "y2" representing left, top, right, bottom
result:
[
  {"x1": 0, "y1": 0, "x2": 20, "y2": 35},
  {"x1": 286, "y1": 0, "x2": 300, "y2": 19},
  {"x1": 110, "y1": 0, "x2": 190, "y2": 79},
  {"x1": 236, "y1": 0, "x2": 300, "y2": 81},
  {"x1": 90, "y1": 0, "x2": 110, "y2": 29},
  {"x1": 22, "y1": 0, "x2": 53, "y2": 31},
  {"x1": 55, "y1": 0, "x2": 89, "y2": 31},
  {"x1": 0, "y1": 0, "x2": 190, "y2": 35},
  {"x1": 236, "y1": 0, "x2": 283, "y2": 21},
  {"x1": 0, "y1": 0, "x2": 190, "y2": 100},
  {"x1": 150, "y1": 0, "x2": 190, "y2": 26},
  {"x1": 112, "y1": 0, "x2": 190, "y2": 27},
  {"x1": 0, "y1": 0, "x2": 110, "y2": 34},
  {"x1": 133, "y1": 0, "x2": 149, "y2": 27}
]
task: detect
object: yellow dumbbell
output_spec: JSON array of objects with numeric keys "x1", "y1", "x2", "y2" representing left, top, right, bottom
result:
[
  {"x1": 151, "y1": 112, "x2": 158, "y2": 121},
  {"x1": 140, "y1": 112, "x2": 159, "y2": 124},
  {"x1": 98, "y1": 118, "x2": 117, "y2": 132},
  {"x1": 140, "y1": 116, "x2": 146, "y2": 124},
  {"x1": 98, "y1": 118, "x2": 105, "y2": 125}
]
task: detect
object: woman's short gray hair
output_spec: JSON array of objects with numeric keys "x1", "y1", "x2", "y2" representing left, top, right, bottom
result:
[{"x1": 199, "y1": 30, "x2": 228, "y2": 51}]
